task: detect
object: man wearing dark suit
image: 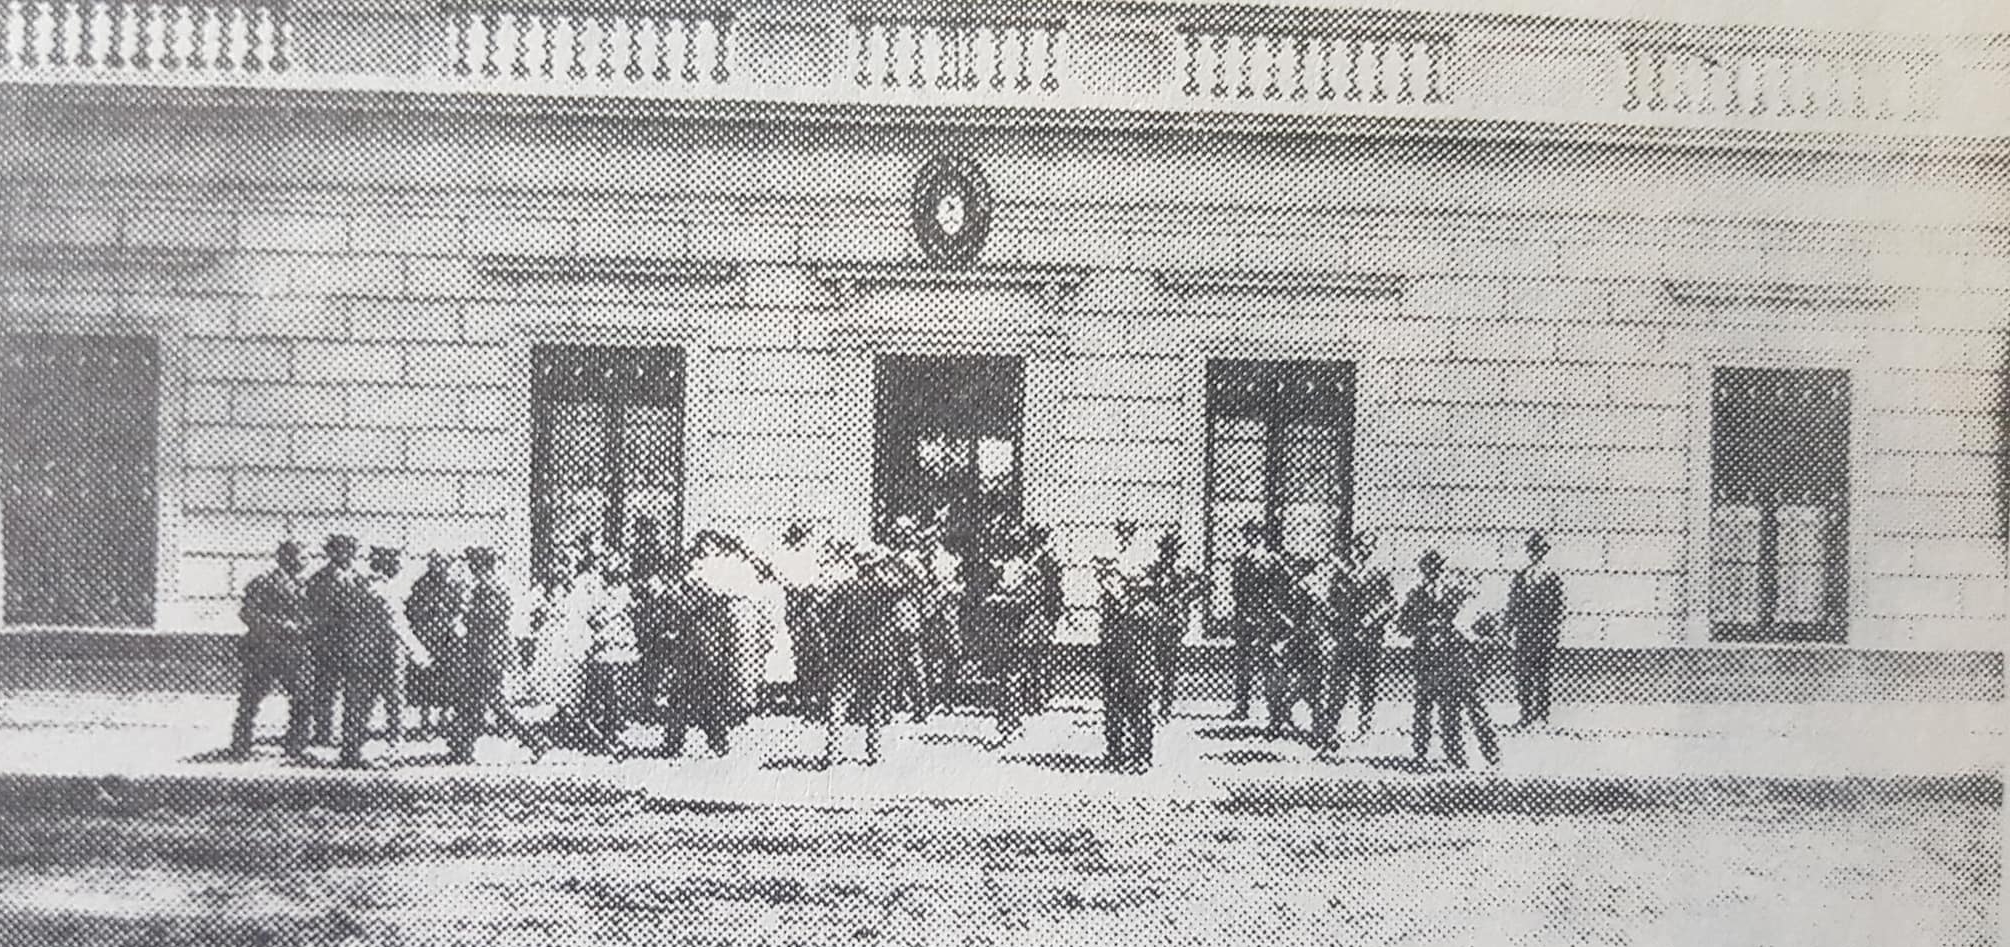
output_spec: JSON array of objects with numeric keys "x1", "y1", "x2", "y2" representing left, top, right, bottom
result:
[
  {"x1": 301, "y1": 533, "x2": 360, "y2": 745},
  {"x1": 1506, "y1": 532, "x2": 1567, "y2": 728},
  {"x1": 1398, "y1": 550, "x2": 1466, "y2": 766},
  {"x1": 1317, "y1": 529, "x2": 1397, "y2": 747},
  {"x1": 449, "y1": 547, "x2": 544, "y2": 764},
  {"x1": 229, "y1": 540, "x2": 311, "y2": 759},
  {"x1": 1227, "y1": 520, "x2": 1288, "y2": 723}
]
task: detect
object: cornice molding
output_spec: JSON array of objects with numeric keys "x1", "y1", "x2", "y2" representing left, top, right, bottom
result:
[
  {"x1": 475, "y1": 253, "x2": 740, "y2": 284},
  {"x1": 813, "y1": 264, "x2": 1085, "y2": 311},
  {"x1": 1663, "y1": 279, "x2": 1901, "y2": 306},
  {"x1": 1153, "y1": 269, "x2": 1406, "y2": 297}
]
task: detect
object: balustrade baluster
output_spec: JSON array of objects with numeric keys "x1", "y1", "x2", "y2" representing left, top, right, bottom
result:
[
  {"x1": 186, "y1": 1, "x2": 208, "y2": 70},
  {"x1": 1370, "y1": 39, "x2": 1385, "y2": 101},
  {"x1": 621, "y1": 14, "x2": 638, "y2": 80},
  {"x1": 1040, "y1": 23, "x2": 1055, "y2": 91},
  {"x1": 1398, "y1": 38, "x2": 1413, "y2": 102},
  {"x1": 1777, "y1": 57, "x2": 1794, "y2": 116},
  {"x1": 449, "y1": 3, "x2": 469, "y2": 74},
  {"x1": 1343, "y1": 37, "x2": 1360, "y2": 100},
  {"x1": 479, "y1": 9, "x2": 498, "y2": 77},
  {"x1": 594, "y1": 13, "x2": 610, "y2": 78},
  {"x1": 935, "y1": 22, "x2": 952, "y2": 88},
  {"x1": 1647, "y1": 48, "x2": 1663, "y2": 110},
  {"x1": 1263, "y1": 33, "x2": 1279, "y2": 98},
  {"x1": 130, "y1": 1, "x2": 150, "y2": 68},
  {"x1": 1290, "y1": 35, "x2": 1307, "y2": 100},
  {"x1": 851, "y1": 19, "x2": 867, "y2": 86},
  {"x1": 1235, "y1": 33, "x2": 1251, "y2": 97},
  {"x1": 1, "y1": 0, "x2": 13, "y2": 68},
  {"x1": 1318, "y1": 35, "x2": 1334, "y2": 100},
  {"x1": 908, "y1": 23, "x2": 922, "y2": 87},
  {"x1": 711, "y1": 14, "x2": 727, "y2": 82},
  {"x1": 962, "y1": 19, "x2": 975, "y2": 88},
  {"x1": 1209, "y1": 32, "x2": 1225, "y2": 96},
  {"x1": 1849, "y1": 56, "x2": 1865, "y2": 118},
  {"x1": 881, "y1": 21, "x2": 895, "y2": 87},
  {"x1": 682, "y1": 15, "x2": 698, "y2": 82},
  {"x1": 1015, "y1": 24, "x2": 1029, "y2": 90},
  {"x1": 567, "y1": 11, "x2": 584, "y2": 79},
  {"x1": 509, "y1": 10, "x2": 527, "y2": 77},
  {"x1": 249, "y1": 2, "x2": 270, "y2": 71},
  {"x1": 48, "y1": 0, "x2": 66, "y2": 66},
  {"x1": 79, "y1": 0, "x2": 102, "y2": 67},
  {"x1": 1423, "y1": 39, "x2": 1443, "y2": 103},
  {"x1": 537, "y1": 11, "x2": 554, "y2": 77},
  {"x1": 1621, "y1": 45, "x2": 1638, "y2": 111},
  {"x1": 992, "y1": 25, "x2": 1006, "y2": 90},
  {"x1": 271, "y1": 3, "x2": 286, "y2": 70}
]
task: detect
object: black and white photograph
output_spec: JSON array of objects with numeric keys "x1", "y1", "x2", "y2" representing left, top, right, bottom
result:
[{"x1": 0, "y1": 0, "x2": 2002, "y2": 943}]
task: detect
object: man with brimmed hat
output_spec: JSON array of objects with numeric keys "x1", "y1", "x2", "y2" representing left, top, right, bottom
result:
[
  {"x1": 1317, "y1": 528, "x2": 1397, "y2": 747},
  {"x1": 228, "y1": 539, "x2": 312, "y2": 760},
  {"x1": 449, "y1": 546, "x2": 546, "y2": 764},
  {"x1": 1397, "y1": 548, "x2": 1485, "y2": 768},
  {"x1": 302, "y1": 533, "x2": 362, "y2": 746},
  {"x1": 1227, "y1": 518, "x2": 1289, "y2": 724},
  {"x1": 340, "y1": 545, "x2": 433, "y2": 769},
  {"x1": 1505, "y1": 530, "x2": 1567, "y2": 729}
]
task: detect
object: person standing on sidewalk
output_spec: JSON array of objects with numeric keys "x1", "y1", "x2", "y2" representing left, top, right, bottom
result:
[
  {"x1": 302, "y1": 533, "x2": 361, "y2": 746},
  {"x1": 1095, "y1": 520, "x2": 1158, "y2": 771},
  {"x1": 1227, "y1": 520, "x2": 1289, "y2": 724},
  {"x1": 1144, "y1": 529, "x2": 1206, "y2": 722},
  {"x1": 228, "y1": 539, "x2": 312, "y2": 760},
  {"x1": 1317, "y1": 529, "x2": 1397, "y2": 748},
  {"x1": 403, "y1": 552, "x2": 464, "y2": 741},
  {"x1": 449, "y1": 547, "x2": 546, "y2": 764},
  {"x1": 1506, "y1": 532, "x2": 1566, "y2": 729},
  {"x1": 340, "y1": 547, "x2": 433, "y2": 770},
  {"x1": 1398, "y1": 549, "x2": 1465, "y2": 767}
]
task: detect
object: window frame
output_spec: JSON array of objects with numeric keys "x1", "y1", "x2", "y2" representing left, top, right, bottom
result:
[
  {"x1": 870, "y1": 352, "x2": 1026, "y2": 554},
  {"x1": 1707, "y1": 365, "x2": 1852, "y2": 644},
  {"x1": 527, "y1": 343, "x2": 686, "y2": 579},
  {"x1": 1200, "y1": 357, "x2": 1357, "y2": 620},
  {"x1": 0, "y1": 330, "x2": 164, "y2": 629}
]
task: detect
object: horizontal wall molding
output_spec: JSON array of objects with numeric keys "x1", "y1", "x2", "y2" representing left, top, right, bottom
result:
[
  {"x1": 1154, "y1": 269, "x2": 1406, "y2": 298},
  {"x1": 1663, "y1": 279, "x2": 1901, "y2": 307},
  {"x1": 475, "y1": 253, "x2": 739, "y2": 285},
  {"x1": 814, "y1": 264, "x2": 1085, "y2": 311}
]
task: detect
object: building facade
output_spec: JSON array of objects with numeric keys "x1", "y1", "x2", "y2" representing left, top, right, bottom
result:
[{"x1": 2, "y1": 0, "x2": 2006, "y2": 696}]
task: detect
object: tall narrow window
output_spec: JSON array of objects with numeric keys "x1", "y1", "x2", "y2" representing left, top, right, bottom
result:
[
  {"x1": 872, "y1": 354, "x2": 1024, "y2": 554},
  {"x1": 2, "y1": 333, "x2": 159, "y2": 626},
  {"x1": 530, "y1": 345, "x2": 683, "y2": 577},
  {"x1": 1203, "y1": 359, "x2": 1355, "y2": 616},
  {"x1": 1710, "y1": 367, "x2": 1850, "y2": 642}
]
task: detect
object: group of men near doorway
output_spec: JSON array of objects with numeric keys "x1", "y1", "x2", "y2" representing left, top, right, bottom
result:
[{"x1": 229, "y1": 514, "x2": 1566, "y2": 773}]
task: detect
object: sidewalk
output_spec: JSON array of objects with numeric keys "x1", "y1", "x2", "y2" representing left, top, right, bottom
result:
[{"x1": 0, "y1": 690, "x2": 1999, "y2": 808}]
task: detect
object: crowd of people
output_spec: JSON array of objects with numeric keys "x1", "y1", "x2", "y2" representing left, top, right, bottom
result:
[{"x1": 227, "y1": 513, "x2": 1566, "y2": 774}]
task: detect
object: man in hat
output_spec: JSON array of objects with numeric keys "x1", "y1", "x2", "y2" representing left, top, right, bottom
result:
[
  {"x1": 1095, "y1": 520, "x2": 1159, "y2": 770},
  {"x1": 1144, "y1": 529, "x2": 1206, "y2": 721},
  {"x1": 774, "y1": 521, "x2": 823, "y2": 716},
  {"x1": 229, "y1": 539, "x2": 312, "y2": 759},
  {"x1": 302, "y1": 533, "x2": 361, "y2": 745},
  {"x1": 1317, "y1": 529, "x2": 1397, "y2": 747},
  {"x1": 1227, "y1": 519, "x2": 1290, "y2": 724},
  {"x1": 403, "y1": 551, "x2": 464, "y2": 740},
  {"x1": 449, "y1": 547, "x2": 545, "y2": 763},
  {"x1": 340, "y1": 546, "x2": 433, "y2": 769},
  {"x1": 1397, "y1": 549, "x2": 1479, "y2": 767},
  {"x1": 1506, "y1": 531, "x2": 1567, "y2": 728}
]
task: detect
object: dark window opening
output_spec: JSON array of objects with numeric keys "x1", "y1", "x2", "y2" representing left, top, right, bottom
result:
[
  {"x1": 872, "y1": 354, "x2": 1025, "y2": 556},
  {"x1": 529, "y1": 344, "x2": 684, "y2": 579},
  {"x1": 1203, "y1": 358, "x2": 1355, "y2": 620},
  {"x1": 1710, "y1": 366, "x2": 1850, "y2": 643},
  {"x1": 2, "y1": 333, "x2": 159, "y2": 627}
]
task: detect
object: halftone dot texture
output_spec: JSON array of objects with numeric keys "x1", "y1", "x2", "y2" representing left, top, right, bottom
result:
[{"x1": 0, "y1": 0, "x2": 2004, "y2": 944}]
